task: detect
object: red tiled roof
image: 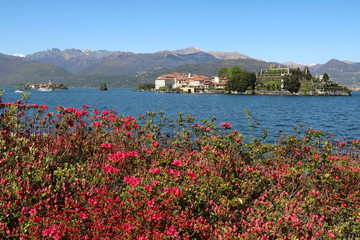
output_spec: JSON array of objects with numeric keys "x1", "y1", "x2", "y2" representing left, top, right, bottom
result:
[
  {"x1": 213, "y1": 81, "x2": 228, "y2": 86},
  {"x1": 157, "y1": 73, "x2": 215, "y2": 88}
]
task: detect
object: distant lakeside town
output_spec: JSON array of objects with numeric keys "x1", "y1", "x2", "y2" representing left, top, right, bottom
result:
[{"x1": 147, "y1": 65, "x2": 351, "y2": 96}]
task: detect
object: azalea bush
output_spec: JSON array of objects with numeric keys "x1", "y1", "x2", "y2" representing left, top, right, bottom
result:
[{"x1": 0, "y1": 98, "x2": 359, "y2": 239}]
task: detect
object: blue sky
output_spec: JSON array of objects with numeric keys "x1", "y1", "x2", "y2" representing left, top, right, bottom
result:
[{"x1": 1, "y1": 0, "x2": 359, "y2": 64}]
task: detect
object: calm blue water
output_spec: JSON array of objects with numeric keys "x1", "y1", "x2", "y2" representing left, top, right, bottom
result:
[{"x1": 2, "y1": 88, "x2": 360, "y2": 141}]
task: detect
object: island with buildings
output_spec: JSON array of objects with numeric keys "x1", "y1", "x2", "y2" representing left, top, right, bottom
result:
[
  {"x1": 155, "y1": 72, "x2": 226, "y2": 94},
  {"x1": 153, "y1": 65, "x2": 351, "y2": 96},
  {"x1": 24, "y1": 80, "x2": 68, "y2": 91}
]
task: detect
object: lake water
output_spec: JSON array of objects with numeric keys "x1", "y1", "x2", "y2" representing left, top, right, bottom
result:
[{"x1": 3, "y1": 88, "x2": 360, "y2": 141}]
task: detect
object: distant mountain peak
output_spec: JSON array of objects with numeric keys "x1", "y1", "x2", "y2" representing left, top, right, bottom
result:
[
  {"x1": 171, "y1": 47, "x2": 205, "y2": 54},
  {"x1": 282, "y1": 62, "x2": 305, "y2": 68},
  {"x1": 159, "y1": 47, "x2": 253, "y2": 60},
  {"x1": 208, "y1": 51, "x2": 253, "y2": 60},
  {"x1": 281, "y1": 62, "x2": 320, "y2": 68},
  {"x1": 82, "y1": 49, "x2": 94, "y2": 53},
  {"x1": 154, "y1": 50, "x2": 174, "y2": 54},
  {"x1": 306, "y1": 63, "x2": 320, "y2": 67},
  {"x1": 13, "y1": 54, "x2": 26, "y2": 58},
  {"x1": 324, "y1": 59, "x2": 349, "y2": 68},
  {"x1": 327, "y1": 59, "x2": 343, "y2": 63}
]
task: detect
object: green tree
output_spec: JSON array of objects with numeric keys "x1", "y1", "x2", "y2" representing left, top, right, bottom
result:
[
  {"x1": 247, "y1": 72, "x2": 257, "y2": 90},
  {"x1": 218, "y1": 67, "x2": 230, "y2": 78},
  {"x1": 136, "y1": 83, "x2": 155, "y2": 90},
  {"x1": 99, "y1": 82, "x2": 108, "y2": 91},
  {"x1": 226, "y1": 66, "x2": 243, "y2": 92},
  {"x1": 291, "y1": 68, "x2": 303, "y2": 76},
  {"x1": 283, "y1": 75, "x2": 300, "y2": 93},
  {"x1": 159, "y1": 86, "x2": 170, "y2": 91},
  {"x1": 303, "y1": 66, "x2": 313, "y2": 81},
  {"x1": 323, "y1": 73, "x2": 330, "y2": 82},
  {"x1": 226, "y1": 66, "x2": 256, "y2": 93}
]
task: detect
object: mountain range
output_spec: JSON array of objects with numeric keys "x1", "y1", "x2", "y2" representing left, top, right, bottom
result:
[
  {"x1": 0, "y1": 47, "x2": 359, "y2": 88},
  {"x1": 25, "y1": 47, "x2": 255, "y2": 75}
]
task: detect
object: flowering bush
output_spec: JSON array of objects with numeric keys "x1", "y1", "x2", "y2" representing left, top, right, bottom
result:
[
  {"x1": 0, "y1": 99, "x2": 359, "y2": 239},
  {"x1": 220, "y1": 122, "x2": 232, "y2": 129}
]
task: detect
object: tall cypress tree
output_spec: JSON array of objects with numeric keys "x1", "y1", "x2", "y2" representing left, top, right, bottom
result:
[{"x1": 323, "y1": 73, "x2": 330, "y2": 82}]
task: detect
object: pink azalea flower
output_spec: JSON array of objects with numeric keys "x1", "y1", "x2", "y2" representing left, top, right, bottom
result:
[
  {"x1": 92, "y1": 121, "x2": 103, "y2": 127},
  {"x1": 186, "y1": 171, "x2": 196, "y2": 179},
  {"x1": 339, "y1": 141, "x2": 347, "y2": 147},
  {"x1": 123, "y1": 175, "x2": 143, "y2": 187},
  {"x1": 172, "y1": 159, "x2": 183, "y2": 166},
  {"x1": 102, "y1": 164, "x2": 120, "y2": 174},
  {"x1": 220, "y1": 122, "x2": 232, "y2": 129},
  {"x1": 29, "y1": 208, "x2": 36, "y2": 216},
  {"x1": 149, "y1": 167, "x2": 161, "y2": 173}
]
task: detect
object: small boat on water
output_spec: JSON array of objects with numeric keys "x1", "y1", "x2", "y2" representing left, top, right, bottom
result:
[{"x1": 15, "y1": 90, "x2": 24, "y2": 93}]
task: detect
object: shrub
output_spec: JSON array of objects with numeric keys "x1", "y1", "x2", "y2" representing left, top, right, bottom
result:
[{"x1": 0, "y1": 99, "x2": 359, "y2": 239}]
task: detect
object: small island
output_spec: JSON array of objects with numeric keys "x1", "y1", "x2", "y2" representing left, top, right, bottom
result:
[
  {"x1": 99, "y1": 82, "x2": 108, "y2": 91},
  {"x1": 255, "y1": 65, "x2": 351, "y2": 96},
  {"x1": 152, "y1": 65, "x2": 351, "y2": 96},
  {"x1": 23, "y1": 80, "x2": 68, "y2": 90}
]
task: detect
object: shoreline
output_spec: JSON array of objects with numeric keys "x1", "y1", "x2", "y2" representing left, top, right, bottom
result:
[{"x1": 139, "y1": 89, "x2": 352, "y2": 96}]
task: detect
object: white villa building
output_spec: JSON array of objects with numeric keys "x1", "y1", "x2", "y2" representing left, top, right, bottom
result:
[{"x1": 155, "y1": 72, "x2": 227, "y2": 93}]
